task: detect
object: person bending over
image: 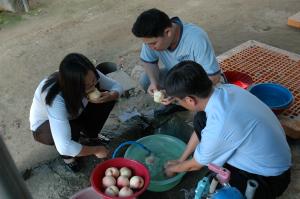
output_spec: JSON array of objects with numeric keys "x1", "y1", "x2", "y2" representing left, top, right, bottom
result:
[
  {"x1": 163, "y1": 60, "x2": 291, "y2": 199},
  {"x1": 132, "y1": 8, "x2": 222, "y2": 116}
]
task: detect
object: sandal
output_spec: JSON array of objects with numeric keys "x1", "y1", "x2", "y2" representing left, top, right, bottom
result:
[
  {"x1": 98, "y1": 134, "x2": 110, "y2": 143},
  {"x1": 64, "y1": 159, "x2": 81, "y2": 173},
  {"x1": 84, "y1": 137, "x2": 109, "y2": 146},
  {"x1": 80, "y1": 133, "x2": 110, "y2": 144}
]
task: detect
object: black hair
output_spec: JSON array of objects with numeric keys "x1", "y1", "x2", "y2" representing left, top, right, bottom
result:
[
  {"x1": 164, "y1": 61, "x2": 213, "y2": 99},
  {"x1": 132, "y1": 8, "x2": 172, "y2": 37},
  {"x1": 42, "y1": 53, "x2": 99, "y2": 117}
]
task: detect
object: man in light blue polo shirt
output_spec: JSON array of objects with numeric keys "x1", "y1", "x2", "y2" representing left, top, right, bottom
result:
[
  {"x1": 132, "y1": 8, "x2": 221, "y2": 116},
  {"x1": 163, "y1": 61, "x2": 291, "y2": 199}
]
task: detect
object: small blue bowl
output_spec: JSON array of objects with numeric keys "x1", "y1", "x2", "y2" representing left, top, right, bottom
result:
[{"x1": 249, "y1": 83, "x2": 294, "y2": 114}]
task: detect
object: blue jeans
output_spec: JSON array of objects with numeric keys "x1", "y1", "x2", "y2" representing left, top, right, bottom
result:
[{"x1": 139, "y1": 68, "x2": 169, "y2": 92}]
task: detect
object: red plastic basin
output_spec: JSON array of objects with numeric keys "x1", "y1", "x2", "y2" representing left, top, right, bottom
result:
[
  {"x1": 224, "y1": 71, "x2": 253, "y2": 89},
  {"x1": 90, "y1": 158, "x2": 150, "y2": 199}
]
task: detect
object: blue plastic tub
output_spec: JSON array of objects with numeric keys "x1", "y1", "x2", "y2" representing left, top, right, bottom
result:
[{"x1": 249, "y1": 83, "x2": 294, "y2": 114}]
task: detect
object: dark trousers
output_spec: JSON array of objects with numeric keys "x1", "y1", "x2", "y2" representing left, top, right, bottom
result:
[
  {"x1": 224, "y1": 163, "x2": 291, "y2": 199},
  {"x1": 33, "y1": 101, "x2": 115, "y2": 159},
  {"x1": 193, "y1": 111, "x2": 207, "y2": 141}
]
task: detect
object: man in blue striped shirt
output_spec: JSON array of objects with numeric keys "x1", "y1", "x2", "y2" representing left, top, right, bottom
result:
[{"x1": 132, "y1": 8, "x2": 221, "y2": 116}]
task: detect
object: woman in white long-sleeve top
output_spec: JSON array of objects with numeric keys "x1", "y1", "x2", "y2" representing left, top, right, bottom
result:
[{"x1": 29, "y1": 53, "x2": 123, "y2": 172}]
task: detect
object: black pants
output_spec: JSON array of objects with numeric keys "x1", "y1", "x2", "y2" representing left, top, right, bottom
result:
[
  {"x1": 224, "y1": 164, "x2": 291, "y2": 199},
  {"x1": 33, "y1": 101, "x2": 115, "y2": 159},
  {"x1": 193, "y1": 111, "x2": 207, "y2": 141}
]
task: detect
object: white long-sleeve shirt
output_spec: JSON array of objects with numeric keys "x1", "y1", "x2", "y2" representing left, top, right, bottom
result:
[{"x1": 29, "y1": 70, "x2": 123, "y2": 156}]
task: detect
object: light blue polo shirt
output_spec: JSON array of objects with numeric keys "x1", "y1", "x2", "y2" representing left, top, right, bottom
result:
[
  {"x1": 140, "y1": 17, "x2": 220, "y2": 76},
  {"x1": 194, "y1": 84, "x2": 291, "y2": 176}
]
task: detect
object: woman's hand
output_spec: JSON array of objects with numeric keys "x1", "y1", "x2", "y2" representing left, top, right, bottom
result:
[
  {"x1": 94, "y1": 146, "x2": 109, "y2": 158},
  {"x1": 88, "y1": 91, "x2": 118, "y2": 104}
]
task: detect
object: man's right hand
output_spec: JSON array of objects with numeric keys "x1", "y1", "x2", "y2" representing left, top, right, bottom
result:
[
  {"x1": 147, "y1": 83, "x2": 159, "y2": 95},
  {"x1": 164, "y1": 160, "x2": 181, "y2": 177},
  {"x1": 161, "y1": 96, "x2": 175, "y2": 106},
  {"x1": 164, "y1": 159, "x2": 182, "y2": 167},
  {"x1": 94, "y1": 146, "x2": 109, "y2": 158}
]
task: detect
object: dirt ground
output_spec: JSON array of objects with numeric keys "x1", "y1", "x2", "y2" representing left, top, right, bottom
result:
[{"x1": 0, "y1": 0, "x2": 300, "y2": 198}]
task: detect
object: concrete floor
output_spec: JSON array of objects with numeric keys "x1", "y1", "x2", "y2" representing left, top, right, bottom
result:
[{"x1": 0, "y1": 0, "x2": 299, "y2": 198}]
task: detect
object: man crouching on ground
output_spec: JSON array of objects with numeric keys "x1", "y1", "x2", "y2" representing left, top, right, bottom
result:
[{"x1": 163, "y1": 60, "x2": 291, "y2": 199}]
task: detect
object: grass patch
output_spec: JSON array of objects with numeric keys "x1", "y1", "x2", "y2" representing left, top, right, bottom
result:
[{"x1": 0, "y1": 11, "x2": 22, "y2": 28}]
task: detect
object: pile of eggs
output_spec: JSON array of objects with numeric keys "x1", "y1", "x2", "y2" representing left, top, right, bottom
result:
[{"x1": 102, "y1": 167, "x2": 145, "y2": 197}]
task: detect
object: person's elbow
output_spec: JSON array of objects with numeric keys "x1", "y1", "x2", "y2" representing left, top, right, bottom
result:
[{"x1": 209, "y1": 73, "x2": 221, "y2": 85}]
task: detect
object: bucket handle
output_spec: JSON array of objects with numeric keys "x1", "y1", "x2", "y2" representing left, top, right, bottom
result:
[{"x1": 112, "y1": 141, "x2": 152, "y2": 159}]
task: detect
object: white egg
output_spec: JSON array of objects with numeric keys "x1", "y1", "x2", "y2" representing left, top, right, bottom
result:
[
  {"x1": 88, "y1": 88, "x2": 101, "y2": 100},
  {"x1": 129, "y1": 176, "x2": 144, "y2": 189},
  {"x1": 118, "y1": 186, "x2": 133, "y2": 197},
  {"x1": 117, "y1": 175, "x2": 130, "y2": 187},
  {"x1": 104, "y1": 185, "x2": 119, "y2": 196},
  {"x1": 153, "y1": 90, "x2": 165, "y2": 103},
  {"x1": 102, "y1": 176, "x2": 116, "y2": 188},
  {"x1": 105, "y1": 167, "x2": 120, "y2": 178},
  {"x1": 120, "y1": 167, "x2": 132, "y2": 178}
]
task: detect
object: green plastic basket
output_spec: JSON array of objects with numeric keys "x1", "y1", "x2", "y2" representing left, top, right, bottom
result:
[{"x1": 124, "y1": 134, "x2": 186, "y2": 192}]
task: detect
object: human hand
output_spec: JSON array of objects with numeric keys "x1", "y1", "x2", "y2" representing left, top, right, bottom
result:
[
  {"x1": 164, "y1": 160, "x2": 181, "y2": 177},
  {"x1": 165, "y1": 168, "x2": 176, "y2": 177},
  {"x1": 88, "y1": 91, "x2": 117, "y2": 104},
  {"x1": 164, "y1": 164, "x2": 177, "y2": 177},
  {"x1": 94, "y1": 146, "x2": 109, "y2": 158},
  {"x1": 147, "y1": 83, "x2": 159, "y2": 96},
  {"x1": 161, "y1": 96, "x2": 175, "y2": 106},
  {"x1": 164, "y1": 160, "x2": 181, "y2": 167}
]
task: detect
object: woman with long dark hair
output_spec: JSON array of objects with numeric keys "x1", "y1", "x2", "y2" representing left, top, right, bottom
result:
[{"x1": 29, "y1": 53, "x2": 123, "y2": 172}]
